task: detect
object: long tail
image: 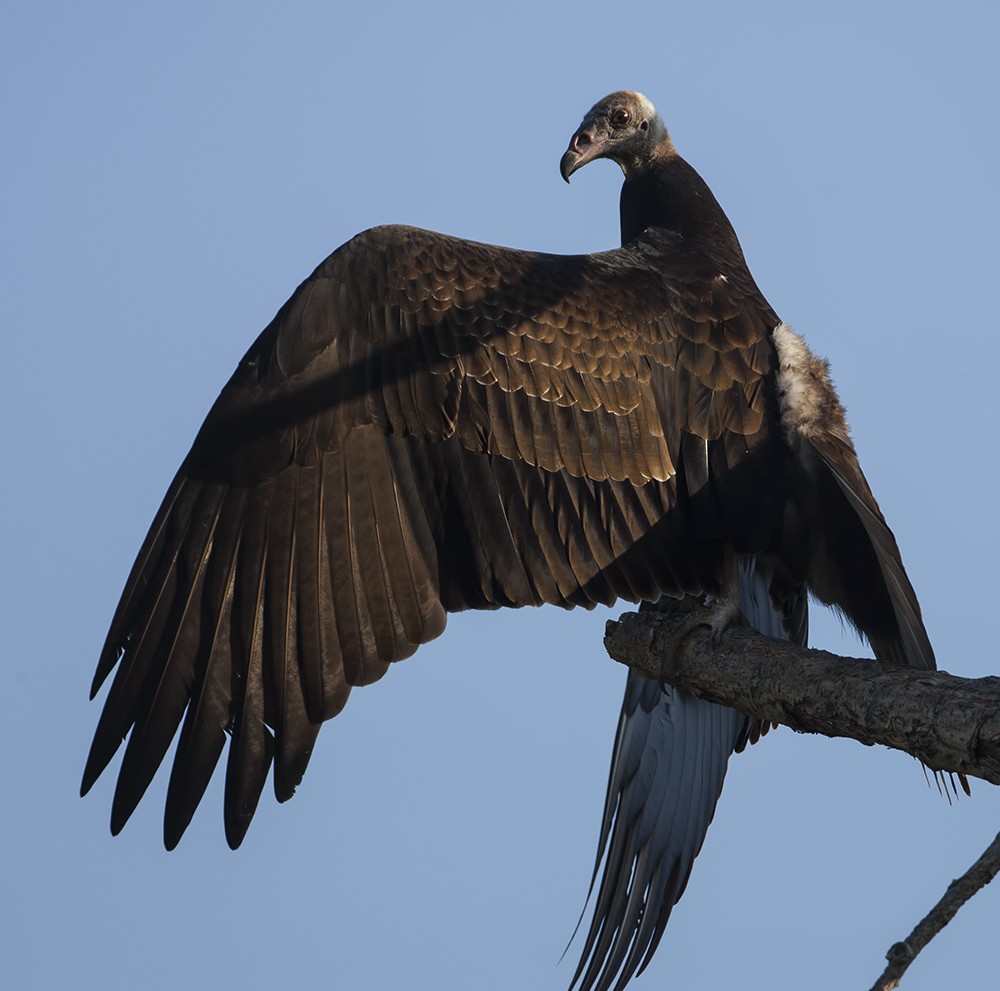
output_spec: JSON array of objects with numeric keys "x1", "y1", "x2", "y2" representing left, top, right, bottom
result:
[{"x1": 568, "y1": 562, "x2": 806, "y2": 991}]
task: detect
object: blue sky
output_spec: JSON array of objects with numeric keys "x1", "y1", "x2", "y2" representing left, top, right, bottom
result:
[{"x1": 4, "y1": 2, "x2": 999, "y2": 988}]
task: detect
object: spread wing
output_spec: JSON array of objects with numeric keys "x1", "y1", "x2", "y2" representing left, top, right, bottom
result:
[
  {"x1": 82, "y1": 223, "x2": 781, "y2": 849},
  {"x1": 569, "y1": 563, "x2": 807, "y2": 991}
]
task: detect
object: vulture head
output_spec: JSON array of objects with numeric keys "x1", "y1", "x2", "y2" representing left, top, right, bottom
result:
[{"x1": 560, "y1": 90, "x2": 673, "y2": 183}]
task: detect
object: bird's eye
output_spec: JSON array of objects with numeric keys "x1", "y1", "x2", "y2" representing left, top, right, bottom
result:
[{"x1": 610, "y1": 108, "x2": 631, "y2": 128}]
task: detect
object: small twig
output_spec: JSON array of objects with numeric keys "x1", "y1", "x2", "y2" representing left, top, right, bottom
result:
[{"x1": 868, "y1": 830, "x2": 1000, "y2": 990}]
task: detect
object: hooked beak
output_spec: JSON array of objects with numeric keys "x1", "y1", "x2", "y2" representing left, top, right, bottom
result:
[{"x1": 560, "y1": 126, "x2": 604, "y2": 183}]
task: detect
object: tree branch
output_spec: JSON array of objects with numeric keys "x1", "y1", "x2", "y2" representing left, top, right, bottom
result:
[
  {"x1": 603, "y1": 609, "x2": 1000, "y2": 785},
  {"x1": 605, "y1": 608, "x2": 1000, "y2": 985},
  {"x1": 868, "y1": 830, "x2": 1000, "y2": 991}
]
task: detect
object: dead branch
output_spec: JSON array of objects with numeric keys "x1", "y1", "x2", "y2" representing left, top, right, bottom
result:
[
  {"x1": 603, "y1": 609, "x2": 1000, "y2": 785},
  {"x1": 605, "y1": 608, "x2": 1000, "y2": 987},
  {"x1": 868, "y1": 830, "x2": 1000, "y2": 991}
]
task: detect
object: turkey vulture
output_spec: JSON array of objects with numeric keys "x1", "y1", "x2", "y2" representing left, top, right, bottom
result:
[{"x1": 84, "y1": 91, "x2": 937, "y2": 990}]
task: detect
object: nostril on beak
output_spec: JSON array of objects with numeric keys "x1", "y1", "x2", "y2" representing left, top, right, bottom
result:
[{"x1": 571, "y1": 131, "x2": 592, "y2": 152}]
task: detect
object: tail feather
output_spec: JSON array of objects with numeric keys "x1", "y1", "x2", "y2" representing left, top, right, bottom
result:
[{"x1": 568, "y1": 561, "x2": 806, "y2": 991}]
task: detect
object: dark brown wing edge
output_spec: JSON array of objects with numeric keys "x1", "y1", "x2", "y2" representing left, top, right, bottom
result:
[{"x1": 811, "y1": 441, "x2": 934, "y2": 670}]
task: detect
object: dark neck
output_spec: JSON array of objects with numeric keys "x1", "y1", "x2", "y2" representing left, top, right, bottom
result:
[{"x1": 619, "y1": 155, "x2": 744, "y2": 259}]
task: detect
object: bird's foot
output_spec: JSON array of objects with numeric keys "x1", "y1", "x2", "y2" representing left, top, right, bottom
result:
[{"x1": 657, "y1": 595, "x2": 745, "y2": 693}]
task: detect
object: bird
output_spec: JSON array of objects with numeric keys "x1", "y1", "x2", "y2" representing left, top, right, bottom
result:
[{"x1": 83, "y1": 91, "x2": 938, "y2": 991}]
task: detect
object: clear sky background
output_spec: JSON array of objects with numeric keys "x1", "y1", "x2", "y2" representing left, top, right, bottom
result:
[{"x1": 4, "y1": 2, "x2": 999, "y2": 989}]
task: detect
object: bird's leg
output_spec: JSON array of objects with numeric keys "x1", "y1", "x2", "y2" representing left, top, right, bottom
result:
[{"x1": 658, "y1": 555, "x2": 745, "y2": 691}]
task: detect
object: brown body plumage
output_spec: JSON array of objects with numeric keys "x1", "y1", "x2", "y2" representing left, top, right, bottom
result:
[{"x1": 84, "y1": 91, "x2": 936, "y2": 991}]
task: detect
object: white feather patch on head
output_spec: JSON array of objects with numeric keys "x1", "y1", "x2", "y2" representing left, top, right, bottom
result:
[
  {"x1": 772, "y1": 322, "x2": 851, "y2": 445},
  {"x1": 629, "y1": 92, "x2": 657, "y2": 118}
]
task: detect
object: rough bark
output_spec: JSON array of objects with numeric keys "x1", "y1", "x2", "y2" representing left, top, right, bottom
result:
[{"x1": 603, "y1": 609, "x2": 1000, "y2": 785}]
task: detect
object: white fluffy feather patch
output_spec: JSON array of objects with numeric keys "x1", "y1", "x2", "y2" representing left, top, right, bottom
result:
[
  {"x1": 630, "y1": 91, "x2": 657, "y2": 118},
  {"x1": 772, "y1": 322, "x2": 849, "y2": 443}
]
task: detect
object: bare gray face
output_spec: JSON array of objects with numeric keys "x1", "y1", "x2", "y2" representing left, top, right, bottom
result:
[{"x1": 559, "y1": 91, "x2": 666, "y2": 182}]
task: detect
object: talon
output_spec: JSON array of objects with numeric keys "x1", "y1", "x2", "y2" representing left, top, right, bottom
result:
[{"x1": 657, "y1": 596, "x2": 744, "y2": 691}]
